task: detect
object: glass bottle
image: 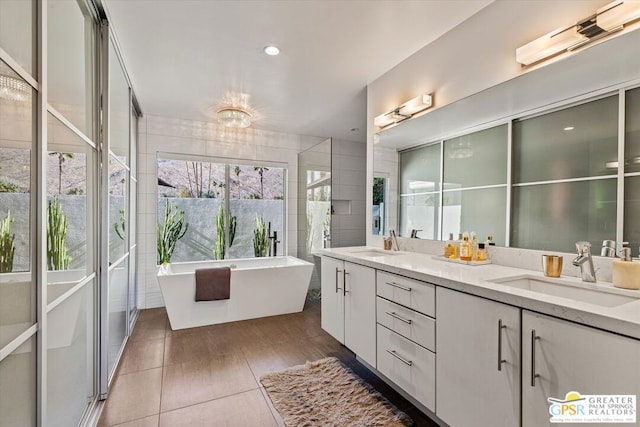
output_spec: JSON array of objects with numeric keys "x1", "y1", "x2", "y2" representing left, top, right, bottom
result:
[
  {"x1": 476, "y1": 243, "x2": 488, "y2": 261},
  {"x1": 460, "y1": 232, "x2": 472, "y2": 261}
]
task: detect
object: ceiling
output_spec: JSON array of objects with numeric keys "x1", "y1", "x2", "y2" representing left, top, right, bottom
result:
[{"x1": 104, "y1": 0, "x2": 493, "y2": 142}]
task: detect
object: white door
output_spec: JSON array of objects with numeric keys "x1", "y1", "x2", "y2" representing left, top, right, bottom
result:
[
  {"x1": 344, "y1": 261, "x2": 377, "y2": 367},
  {"x1": 436, "y1": 287, "x2": 521, "y2": 427},
  {"x1": 522, "y1": 311, "x2": 640, "y2": 427},
  {"x1": 320, "y1": 257, "x2": 344, "y2": 343}
]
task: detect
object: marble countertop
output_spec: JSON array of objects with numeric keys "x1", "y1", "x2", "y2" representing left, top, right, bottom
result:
[{"x1": 318, "y1": 247, "x2": 640, "y2": 340}]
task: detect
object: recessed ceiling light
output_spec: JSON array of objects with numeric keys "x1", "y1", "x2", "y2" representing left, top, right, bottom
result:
[
  {"x1": 564, "y1": 126, "x2": 575, "y2": 131},
  {"x1": 264, "y1": 45, "x2": 280, "y2": 56}
]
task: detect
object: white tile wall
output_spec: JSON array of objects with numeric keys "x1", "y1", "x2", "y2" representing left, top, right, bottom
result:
[
  {"x1": 137, "y1": 114, "x2": 326, "y2": 308},
  {"x1": 331, "y1": 139, "x2": 367, "y2": 249}
]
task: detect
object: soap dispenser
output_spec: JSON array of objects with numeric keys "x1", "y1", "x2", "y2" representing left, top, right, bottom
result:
[{"x1": 612, "y1": 247, "x2": 640, "y2": 290}]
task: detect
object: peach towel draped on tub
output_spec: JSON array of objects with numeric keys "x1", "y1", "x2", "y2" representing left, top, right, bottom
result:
[{"x1": 195, "y1": 267, "x2": 231, "y2": 301}]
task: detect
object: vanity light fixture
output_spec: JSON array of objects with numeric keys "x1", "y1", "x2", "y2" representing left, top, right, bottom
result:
[
  {"x1": 374, "y1": 93, "x2": 433, "y2": 129},
  {"x1": 516, "y1": 0, "x2": 640, "y2": 66}
]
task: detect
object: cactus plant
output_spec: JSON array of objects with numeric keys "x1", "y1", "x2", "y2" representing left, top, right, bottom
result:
[
  {"x1": 0, "y1": 211, "x2": 16, "y2": 273},
  {"x1": 253, "y1": 216, "x2": 268, "y2": 258},
  {"x1": 114, "y1": 209, "x2": 126, "y2": 240},
  {"x1": 47, "y1": 196, "x2": 71, "y2": 270},
  {"x1": 213, "y1": 204, "x2": 237, "y2": 260},
  {"x1": 157, "y1": 200, "x2": 189, "y2": 264}
]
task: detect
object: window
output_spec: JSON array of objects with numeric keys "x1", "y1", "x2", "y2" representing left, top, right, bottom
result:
[
  {"x1": 157, "y1": 156, "x2": 286, "y2": 263},
  {"x1": 399, "y1": 143, "x2": 440, "y2": 239},
  {"x1": 624, "y1": 87, "x2": 640, "y2": 251},
  {"x1": 512, "y1": 96, "x2": 618, "y2": 252},
  {"x1": 442, "y1": 125, "x2": 507, "y2": 244}
]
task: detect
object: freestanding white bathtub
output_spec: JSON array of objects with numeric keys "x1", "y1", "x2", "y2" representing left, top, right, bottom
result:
[{"x1": 157, "y1": 256, "x2": 314, "y2": 330}]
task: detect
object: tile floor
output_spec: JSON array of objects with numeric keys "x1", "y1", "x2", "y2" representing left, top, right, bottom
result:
[{"x1": 98, "y1": 299, "x2": 438, "y2": 426}]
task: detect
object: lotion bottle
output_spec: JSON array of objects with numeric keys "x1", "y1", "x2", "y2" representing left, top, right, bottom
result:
[{"x1": 612, "y1": 247, "x2": 640, "y2": 290}]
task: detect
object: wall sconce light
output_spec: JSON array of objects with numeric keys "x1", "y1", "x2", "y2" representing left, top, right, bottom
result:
[
  {"x1": 374, "y1": 93, "x2": 433, "y2": 129},
  {"x1": 516, "y1": 0, "x2": 640, "y2": 66}
]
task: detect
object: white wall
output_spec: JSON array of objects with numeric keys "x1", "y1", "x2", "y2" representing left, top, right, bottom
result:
[
  {"x1": 366, "y1": 0, "x2": 640, "y2": 246},
  {"x1": 137, "y1": 114, "x2": 325, "y2": 308}
]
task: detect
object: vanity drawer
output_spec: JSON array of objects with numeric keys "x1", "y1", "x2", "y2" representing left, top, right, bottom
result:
[
  {"x1": 377, "y1": 297, "x2": 435, "y2": 352},
  {"x1": 377, "y1": 324, "x2": 436, "y2": 412},
  {"x1": 377, "y1": 271, "x2": 435, "y2": 317}
]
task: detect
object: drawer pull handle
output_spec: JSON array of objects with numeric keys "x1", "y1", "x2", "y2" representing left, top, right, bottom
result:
[
  {"x1": 386, "y1": 282, "x2": 412, "y2": 292},
  {"x1": 386, "y1": 311, "x2": 412, "y2": 324},
  {"x1": 531, "y1": 330, "x2": 540, "y2": 387},
  {"x1": 386, "y1": 349, "x2": 413, "y2": 366},
  {"x1": 335, "y1": 268, "x2": 342, "y2": 293},
  {"x1": 497, "y1": 319, "x2": 506, "y2": 371}
]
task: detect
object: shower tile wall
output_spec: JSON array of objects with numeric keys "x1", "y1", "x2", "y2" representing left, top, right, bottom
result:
[{"x1": 331, "y1": 139, "x2": 367, "y2": 248}]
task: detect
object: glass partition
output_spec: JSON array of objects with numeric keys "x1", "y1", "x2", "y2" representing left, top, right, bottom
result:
[
  {"x1": 0, "y1": 60, "x2": 35, "y2": 349},
  {"x1": 109, "y1": 43, "x2": 130, "y2": 163},
  {"x1": 0, "y1": 336, "x2": 36, "y2": 426},
  {"x1": 48, "y1": 0, "x2": 95, "y2": 136},
  {"x1": 109, "y1": 155, "x2": 128, "y2": 263},
  {"x1": 0, "y1": 0, "x2": 35, "y2": 76},
  {"x1": 108, "y1": 258, "x2": 128, "y2": 376},
  {"x1": 47, "y1": 280, "x2": 94, "y2": 426}
]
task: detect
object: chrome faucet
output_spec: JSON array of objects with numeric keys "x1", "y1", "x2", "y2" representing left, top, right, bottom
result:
[
  {"x1": 389, "y1": 229, "x2": 400, "y2": 251},
  {"x1": 572, "y1": 241, "x2": 596, "y2": 282}
]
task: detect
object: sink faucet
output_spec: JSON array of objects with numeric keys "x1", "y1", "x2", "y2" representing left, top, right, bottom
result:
[
  {"x1": 389, "y1": 229, "x2": 400, "y2": 251},
  {"x1": 410, "y1": 229, "x2": 422, "y2": 238},
  {"x1": 572, "y1": 241, "x2": 596, "y2": 282}
]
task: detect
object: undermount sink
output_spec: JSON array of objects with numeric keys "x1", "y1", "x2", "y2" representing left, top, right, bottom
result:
[
  {"x1": 348, "y1": 249, "x2": 401, "y2": 257},
  {"x1": 488, "y1": 274, "x2": 640, "y2": 308}
]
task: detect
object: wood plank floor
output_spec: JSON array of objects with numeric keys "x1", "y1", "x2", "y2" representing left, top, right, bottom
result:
[{"x1": 98, "y1": 299, "x2": 439, "y2": 426}]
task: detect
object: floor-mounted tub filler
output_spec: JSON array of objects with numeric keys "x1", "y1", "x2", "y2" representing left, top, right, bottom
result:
[{"x1": 157, "y1": 256, "x2": 314, "y2": 330}]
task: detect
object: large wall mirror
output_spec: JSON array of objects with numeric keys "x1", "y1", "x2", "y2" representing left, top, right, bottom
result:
[{"x1": 372, "y1": 30, "x2": 640, "y2": 255}]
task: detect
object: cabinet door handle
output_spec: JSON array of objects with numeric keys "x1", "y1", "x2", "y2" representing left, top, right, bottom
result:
[
  {"x1": 531, "y1": 329, "x2": 540, "y2": 387},
  {"x1": 335, "y1": 268, "x2": 342, "y2": 293},
  {"x1": 386, "y1": 349, "x2": 413, "y2": 366},
  {"x1": 497, "y1": 319, "x2": 507, "y2": 371},
  {"x1": 386, "y1": 311, "x2": 412, "y2": 324},
  {"x1": 343, "y1": 270, "x2": 350, "y2": 295},
  {"x1": 385, "y1": 281, "x2": 412, "y2": 292}
]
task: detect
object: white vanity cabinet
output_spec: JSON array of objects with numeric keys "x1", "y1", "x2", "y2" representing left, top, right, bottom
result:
[
  {"x1": 522, "y1": 311, "x2": 640, "y2": 427},
  {"x1": 436, "y1": 287, "x2": 521, "y2": 427},
  {"x1": 320, "y1": 257, "x2": 376, "y2": 366},
  {"x1": 321, "y1": 257, "x2": 345, "y2": 343},
  {"x1": 376, "y1": 271, "x2": 437, "y2": 411}
]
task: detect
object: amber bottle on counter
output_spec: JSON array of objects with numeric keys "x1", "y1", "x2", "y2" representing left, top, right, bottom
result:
[{"x1": 459, "y1": 233, "x2": 472, "y2": 261}]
